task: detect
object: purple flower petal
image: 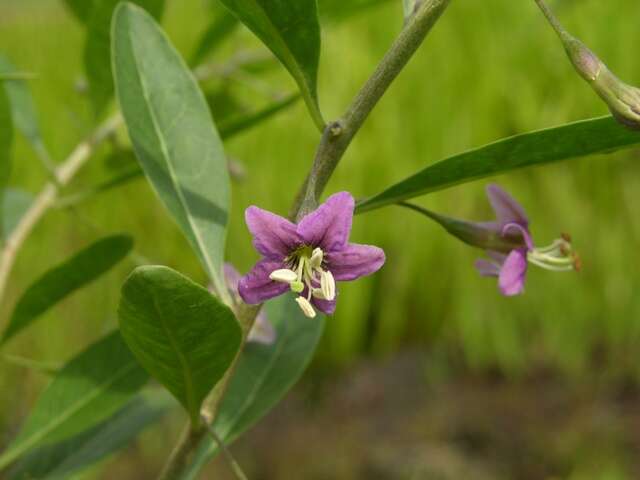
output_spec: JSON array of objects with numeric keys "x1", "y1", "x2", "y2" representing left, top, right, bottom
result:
[
  {"x1": 297, "y1": 192, "x2": 354, "y2": 252},
  {"x1": 475, "y1": 259, "x2": 500, "y2": 277},
  {"x1": 312, "y1": 295, "x2": 336, "y2": 315},
  {"x1": 486, "y1": 184, "x2": 528, "y2": 227},
  {"x1": 238, "y1": 259, "x2": 289, "y2": 304},
  {"x1": 498, "y1": 249, "x2": 528, "y2": 296},
  {"x1": 326, "y1": 243, "x2": 385, "y2": 281},
  {"x1": 247, "y1": 310, "x2": 276, "y2": 344},
  {"x1": 245, "y1": 206, "x2": 301, "y2": 259}
]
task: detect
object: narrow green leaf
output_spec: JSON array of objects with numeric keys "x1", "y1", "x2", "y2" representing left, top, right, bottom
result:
[
  {"x1": 190, "y1": 10, "x2": 238, "y2": 66},
  {"x1": 60, "y1": 0, "x2": 96, "y2": 23},
  {"x1": 85, "y1": 0, "x2": 165, "y2": 115},
  {"x1": 2, "y1": 189, "x2": 32, "y2": 243},
  {"x1": 402, "y1": 0, "x2": 417, "y2": 22},
  {"x1": 0, "y1": 84, "x2": 13, "y2": 241},
  {"x1": 179, "y1": 295, "x2": 325, "y2": 480},
  {"x1": 0, "y1": 332, "x2": 149, "y2": 470},
  {"x1": 2, "y1": 235, "x2": 134, "y2": 344},
  {"x1": 356, "y1": 116, "x2": 640, "y2": 214},
  {"x1": 118, "y1": 265, "x2": 242, "y2": 425},
  {"x1": 217, "y1": 0, "x2": 324, "y2": 130},
  {"x1": 8, "y1": 390, "x2": 173, "y2": 480},
  {"x1": 112, "y1": 3, "x2": 231, "y2": 296}
]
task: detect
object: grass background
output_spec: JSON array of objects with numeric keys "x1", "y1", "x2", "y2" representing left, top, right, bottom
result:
[{"x1": 2, "y1": 0, "x2": 640, "y2": 477}]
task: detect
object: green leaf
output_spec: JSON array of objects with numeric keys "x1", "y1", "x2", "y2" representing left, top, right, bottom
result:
[
  {"x1": 118, "y1": 265, "x2": 242, "y2": 425},
  {"x1": 61, "y1": 0, "x2": 96, "y2": 23},
  {"x1": 217, "y1": 0, "x2": 324, "y2": 130},
  {"x1": 0, "y1": 84, "x2": 13, "y2": 240},
  {"x1": 1, "y1": 189, "x2": 32, "y2": 243},
  {"x1": 2, "y1": 235, "x2": 133, "y2": 344},
  {"x1": 112, "y1": 3, "x2": 231, "y2": 296},
  {"x1": 0, "y1": 332, "x2": 149, "y2": 470},
  {"x1": 402, "y1": 0, "x2": 417, "y2": 22},
  {"x1": 356, "y1": 116, "x2": 640, "y2": 214},
  {"x1": 0, "y1": 56, "x2": 50, "y2": 167},
  {"x1": 85, "y1": 0, "x2": 165, "y2": 115},
  {"x1": 179, "y1": 295, "x2": 325, "y2": 480},
  {"x1": 190, "y1": 10, "x2": 238, "y2": 66},
  {"x1": 8, "y1": 390, "x2": 173, "y2": 480}
]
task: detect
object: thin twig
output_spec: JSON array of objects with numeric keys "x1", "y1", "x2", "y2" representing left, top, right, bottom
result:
[
  {"x1": 202, "y1": 416, "x2": 249, "y2": 480},
  {"x1": 290, "y1": 0, "x2": 452, "y2": 221},
  {"x1": 0, "y1": 113, "x2": 122, "y2": 306}
]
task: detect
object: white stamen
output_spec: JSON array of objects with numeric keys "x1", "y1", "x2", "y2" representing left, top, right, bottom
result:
[
  {"x1": 310, "y1": 248, "x2": 323, "y2": 268},
  {"x1": 295, "y1": 296, "x2": 316, "y2": 318},
  {"x1": 269, "y1": 269, "x2": 298, "y2": 283},
  {"x1": 320, "y1": 270, "x2": 336, "y2": 301},
  {"x1": 312, "y1": 287, "x2": 326, "y2": 300}
]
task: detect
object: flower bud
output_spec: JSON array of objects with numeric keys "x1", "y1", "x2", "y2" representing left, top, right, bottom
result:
[{"x1": 562, "y1": 34, "x2": 640, "y2": 130}]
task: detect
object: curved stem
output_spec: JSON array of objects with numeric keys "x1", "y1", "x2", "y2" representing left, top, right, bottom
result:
[
  {"x1": 0, "y1": 113, "x2": 122, "y2": 308},
  {"x1": 290, "y1": 0, "x2": 452, "y2": 221}
]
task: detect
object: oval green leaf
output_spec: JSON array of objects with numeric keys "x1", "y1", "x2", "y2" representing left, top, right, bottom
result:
[
  {"x1": 118, "y1": 265, "x2": 242, "y2": 425},
  {"x1": 85, "y1": 0, "x2": 165, "y2": 116},
  {"x1": 356, "y1": 116, "x2": 640, "y2": 214},
  {"x1": 0, "y1": 332, "x2": 149, "y2": 470},
  {"x1": 112, "y1": 3, "x2": 230, "y2": 297},
  {"x1": 1, "y1": 234, "x2": 134, "y2": 344},
  {"x1": 7, "y1": 390, "x2": 173, "y2": 480},
  {"x1": 179, "y1": 295, "x2": 325, "y2": 480},
  {"x1": 218, "y1": 0, "x2": 324, "y2": 130}
]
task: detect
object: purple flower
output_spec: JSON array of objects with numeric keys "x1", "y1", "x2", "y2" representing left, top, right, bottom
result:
[
  {"x1": 210, "y1": 264, "x2": 276, "y2": 345},
  {"x1": 238, "y1": 192, "x2": 385, "y2": 318},
  {"x1": 474, "y1": 184, "x2": 580, "y2": 296}
]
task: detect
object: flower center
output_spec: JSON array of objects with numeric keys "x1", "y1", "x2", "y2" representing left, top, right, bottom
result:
[
  {"x1": 527, "y1": 234, "x2": 581, "y2": 272},
  {"x1": 268, "y1": 246, "x2": 335, "y2": 318}
]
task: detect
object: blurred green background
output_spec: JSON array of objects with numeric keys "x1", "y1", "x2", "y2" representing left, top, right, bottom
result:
[{"x1": 2, "y1": 0, "x2": 640, "y2": 478}]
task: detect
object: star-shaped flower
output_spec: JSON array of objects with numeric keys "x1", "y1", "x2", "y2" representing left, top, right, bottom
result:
[{"x1": 238, "y1": 192, "x2": 385, "y2": 318}]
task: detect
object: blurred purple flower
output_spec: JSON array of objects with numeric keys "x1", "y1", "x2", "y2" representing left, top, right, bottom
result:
[
  {"x1": 238, "y1": 192, "x2": 385, "y2": 318},
  {"x1": 210, "y1": 263, "x2": 276, "y2": 345},
  {"x1": 474, "y1": 184, "x2": 580, "y2": 296}
]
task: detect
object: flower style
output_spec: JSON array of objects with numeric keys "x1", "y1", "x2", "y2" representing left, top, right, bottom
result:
[
  {"x1": 473, "y1": 184, "x2": 580, "y2": 296},
  {"x1": 238, "y1": 192, "x2": 386, "y2": 318},
  {"x1": 210, "y1": 264, "x2": 276, "y2": 345}
]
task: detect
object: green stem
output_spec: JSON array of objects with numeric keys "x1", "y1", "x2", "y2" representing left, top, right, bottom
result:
[
  {"x1": 532, "y1": 0, "x2": 567, "y2": 39},
  {"x1": 290, "y1": 0, "x2": 452, "y2": 221},
  {"x1": 161, "y1": 1, "x2": 453, "y2": 478}
]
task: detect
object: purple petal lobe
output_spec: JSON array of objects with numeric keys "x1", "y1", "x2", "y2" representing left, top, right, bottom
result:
[
  {"x1": 486, "y1": 184, "x2": 529, "y2": 227},
  {"x1": 247, "y1": 309, "x2": 276, "y2": 345},
  {"x1": 327, "y1": 243, "x2": 385, "y2": 281},
  {"x1": 498, "y1": 249, "x2": 528, "y2": 296},
  {"x1": 297, "y1": 192, "x2": 354, "y2": 252},
  {"x1": 312, "y1": 295, "x2": 336, "y2": 315},
  {"x1": 238, "y1": 259, "x2": 289, "y2": 304},
  {"x1": 245, "y1": 206, "x2": 300, "y2": 259},
  {"x1": 475, "y1": 259, "x2": 500, "y2": 277}
]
